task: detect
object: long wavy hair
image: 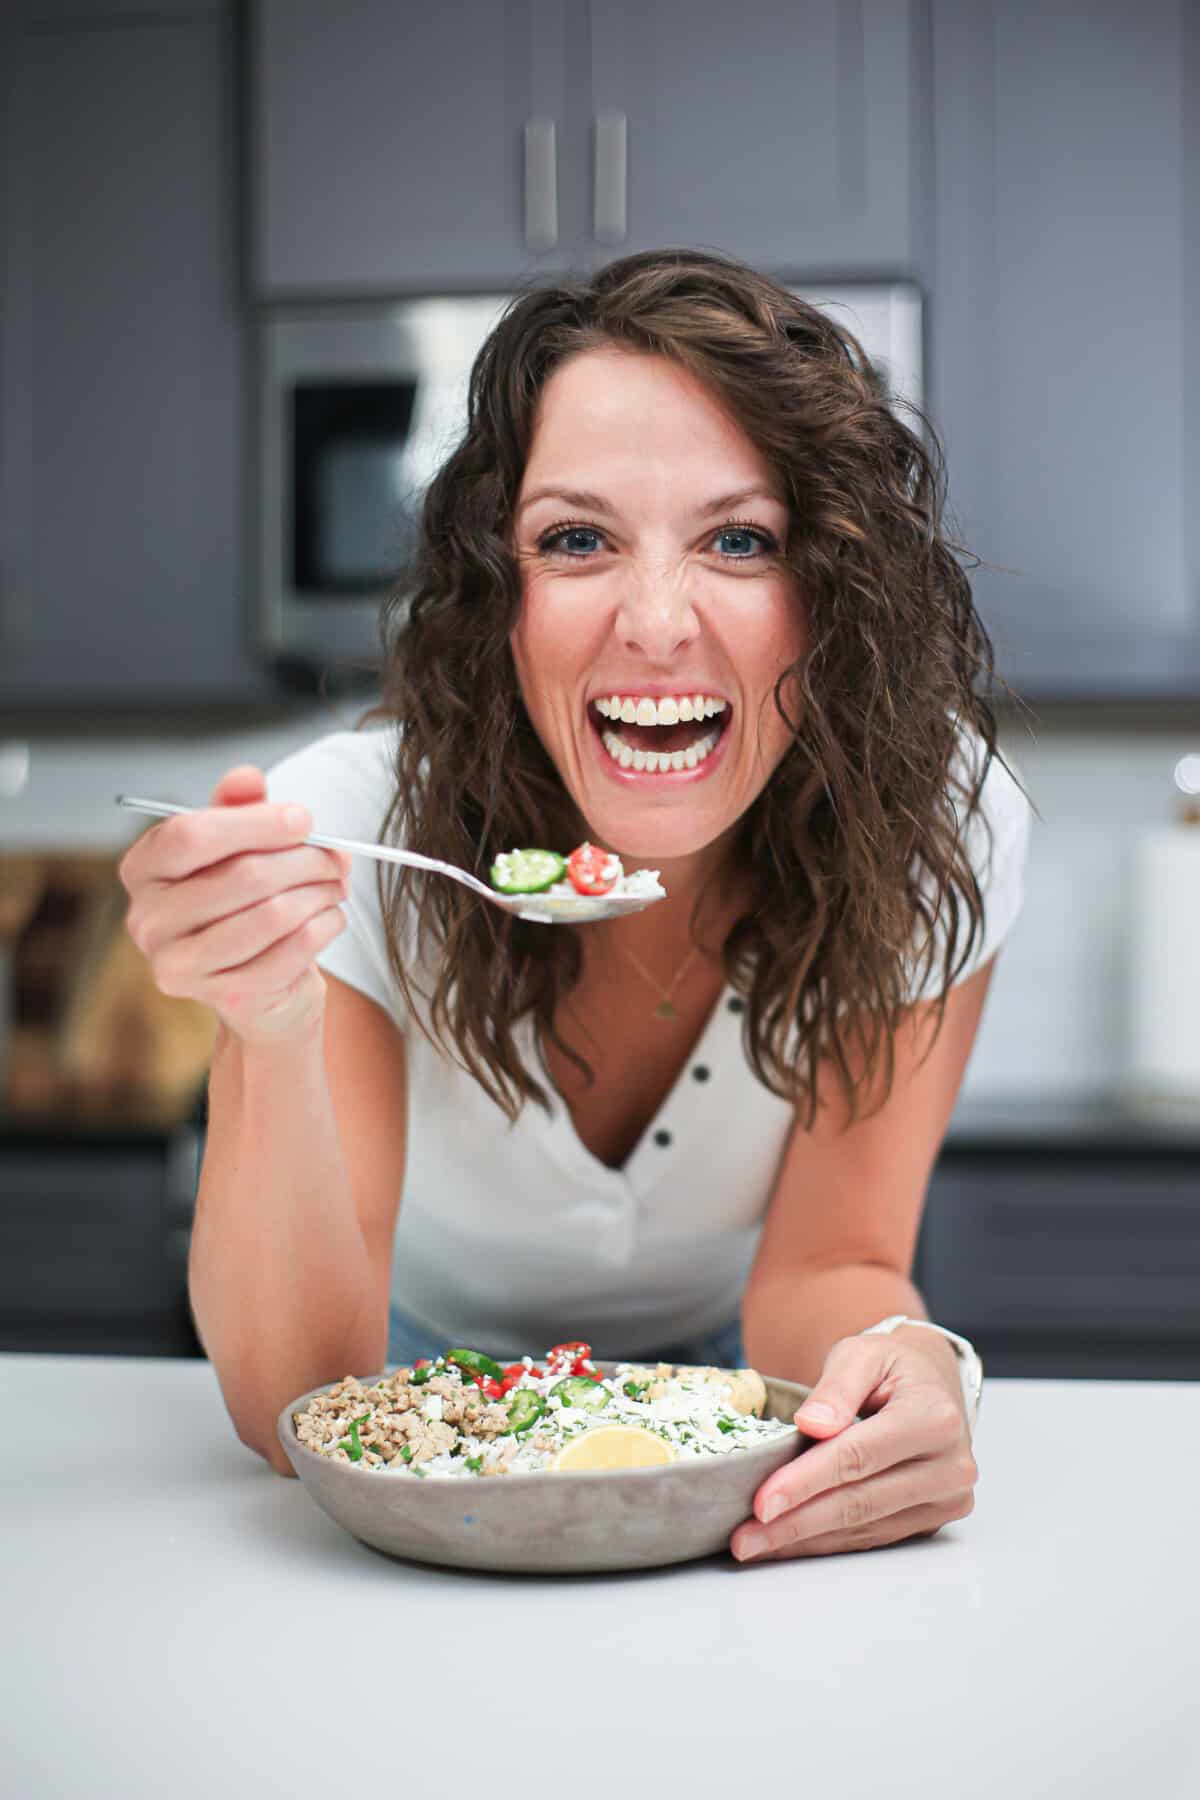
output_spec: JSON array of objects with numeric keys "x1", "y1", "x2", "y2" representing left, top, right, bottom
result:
[{"x1": 362, "y1": 248, "x2": 1005, "y2": 1126}]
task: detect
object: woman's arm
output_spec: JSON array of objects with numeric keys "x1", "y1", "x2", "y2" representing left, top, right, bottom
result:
[
  {"x1": 741, "y1": 957, "x2": 995, "y2": 1385},
  {"x1": 731, "y1": 960, "x2": 995, "y2": 1560},
  {"x1": 190, "y1": 973, "x2": 408, "y2": 1475}
]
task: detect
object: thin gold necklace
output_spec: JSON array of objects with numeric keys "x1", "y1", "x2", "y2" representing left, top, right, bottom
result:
[{"x1": 616, "y1": 940, "x2": 701, "y2": 1020}]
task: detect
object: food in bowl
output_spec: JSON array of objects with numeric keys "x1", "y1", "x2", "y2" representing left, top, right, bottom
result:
[{"x1": 291, "y1": 1340, "x2": 793, "y2": 1478}]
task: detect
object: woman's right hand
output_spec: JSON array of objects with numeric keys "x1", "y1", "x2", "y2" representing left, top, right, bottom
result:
[{"x1": 118, "y1": 764, "x2": 352, "y2": 1045}]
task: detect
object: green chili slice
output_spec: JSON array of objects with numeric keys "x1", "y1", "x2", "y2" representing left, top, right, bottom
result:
[
  {"x1": 446, "y1": 1347, "x2": 505, "y2": 1383},
  {"x1": 505, "y1": 1389, "x2": 546, "y2": 1435}
]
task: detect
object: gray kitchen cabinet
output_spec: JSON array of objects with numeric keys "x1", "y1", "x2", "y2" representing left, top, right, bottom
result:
[
  {"x1": 250, "y1": 0, "x2": 921, "y2": 299},
  {"x1": 251, "y1": 0, "x2": 580, "y2": 297},
  {"x1": 915, "y1": 1147, "x2": 1200, "y2": 1380},
  {"x1": 583, "y1": 0, "x2": 920, "y2": 276},
  {"x1": 0, "y1": 2, "x2": 287, "y2": 712},
  {"x1": 928, "y1": 0, "x2": 1200, "y2": 700},
  {"x1": 0, "y1": 1124, "x2": 203, "y2": 1357}
]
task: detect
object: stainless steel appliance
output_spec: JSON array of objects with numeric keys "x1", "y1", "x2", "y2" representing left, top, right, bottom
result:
[{"x1": 256, "y1": 283, "x2": 922, "y2": 671}]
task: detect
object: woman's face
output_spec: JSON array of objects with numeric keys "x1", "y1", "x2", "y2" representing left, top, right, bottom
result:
[{"x1": 510, "y1": 347, "x2": 808, "y2": 866}]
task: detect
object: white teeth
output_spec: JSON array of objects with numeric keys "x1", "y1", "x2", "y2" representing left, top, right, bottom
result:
[
  {"x1": 600, "y1": 727, "x2": 720, "y2": 774},
  {"x1": 595, "y1": 694, "x2": 725, "y2": 725}
]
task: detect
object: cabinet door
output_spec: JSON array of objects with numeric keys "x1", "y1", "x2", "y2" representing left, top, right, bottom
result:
[
  {"x1": 0, "y1": 5, "x2": 281, "y2": 710},
  {"x1": 583, "y1": 0, "x2": 920, "y2": 276},
  {"x1": 252, "y1": 0, "x2": 577, "y2": 297},
  {"x1": 929, "y1": 0, "x2": 1200, "y2": 699}
]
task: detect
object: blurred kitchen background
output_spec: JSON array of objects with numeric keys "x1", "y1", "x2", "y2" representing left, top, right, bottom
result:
[{"x1": 1, "y1": 0, "x2": 1197, "y2": 1377}]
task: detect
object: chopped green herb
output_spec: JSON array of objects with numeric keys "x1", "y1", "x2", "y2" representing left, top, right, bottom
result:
[
  {"x1": 465, "y1": 1456, "x2": 484, "y2": 1473},
  {"x1": 400, "y1": 1445, "x2": 414, "y2": 1464},
  {"x1": 339, "y1": 1412, "x2": 372, "y2": 1461},
  {"x1": 623, "y1": 1380, "x2": 649, "y2": 1400},
  {"x1": 716, "y1": 1417, "x2": 738, "y2": 1435}
]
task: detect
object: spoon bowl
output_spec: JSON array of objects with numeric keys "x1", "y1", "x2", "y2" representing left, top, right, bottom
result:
[{"x1": 114, "y1": 797, "x2": 665, "y2": 925}]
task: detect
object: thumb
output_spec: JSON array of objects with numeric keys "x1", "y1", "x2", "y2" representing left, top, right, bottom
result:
[
  {"x1": 793, "y1": 1336, "x2": 888, "y2": 1437},
  {"x1": 208, "y1": 764, "x2": 267, "y2": 808}
]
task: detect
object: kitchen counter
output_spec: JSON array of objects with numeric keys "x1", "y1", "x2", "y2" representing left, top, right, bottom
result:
[{"x1": 6, "y1": 1355, "x2": 1198, "y2": 1799}]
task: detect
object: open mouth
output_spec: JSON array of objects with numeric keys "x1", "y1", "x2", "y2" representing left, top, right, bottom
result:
[{"x1": 588, "y1": 692, "x2": 731, "y2": 774}]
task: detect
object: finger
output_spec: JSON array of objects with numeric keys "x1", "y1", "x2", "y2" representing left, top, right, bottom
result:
[
  {"x1": 735, "y1": 1455, "x2": 963, "y2": 1559},
  {"x1": 790, "y1": 1333, "x2": 899, "y2": 1439},
  {"x1": 734, "y1": 1497, "x2": 973, "y2": 1564},
  {"x1": 152, "y1": 882, "x2": 348, "y2": 997},
  {"x1": 754, "y1": 1393, "x2": 962, "y2": 1525},
  {"x1": 208, "y1": 764, "x2": 268, "y2": 806},
  {"x1": 124, "y1": 798, "x2": 314, "y2": 887},
  {"x1": 130, "y1": 845, "x2": 350, "y2": 956}
]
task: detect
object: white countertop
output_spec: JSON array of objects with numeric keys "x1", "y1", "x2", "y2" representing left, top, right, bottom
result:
[{"x1": 6, "y1": 1355, "x2": 1198, "y2": 1799}]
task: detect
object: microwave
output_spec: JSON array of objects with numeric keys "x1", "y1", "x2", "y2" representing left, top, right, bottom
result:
[{"x1": 256, "y1": 283, "x2": 923, "y2": 674}]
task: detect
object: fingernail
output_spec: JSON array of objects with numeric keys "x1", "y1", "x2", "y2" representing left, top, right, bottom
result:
[
  {"x1": 734, "y1": 1527, "x2": 770, "y2": 1561},
  {"x1": 797, "y1": 1401, "x2": 836, "y2": 1425},
  {"x1": 761, "y1": 1496, "x2": 788, "y2": 1525}
]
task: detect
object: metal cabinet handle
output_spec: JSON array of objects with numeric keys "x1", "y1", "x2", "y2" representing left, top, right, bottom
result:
[
  {"x1": 593, "y1": 110, "x2": 627, "y2": 243},
  {"x1": 524, "y1": 117, "x2": 558, "y2": 251}
]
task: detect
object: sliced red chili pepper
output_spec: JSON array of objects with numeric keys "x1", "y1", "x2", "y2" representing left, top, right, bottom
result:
[
  {"x1": 566, "y1": 843, "x2": 619, "y2": 897},
  {"x1": 414, "y1": 1359, "x2": 430, "y2": 1369},
  {"x1": 482, "y1": 1378, "x2": 505, "y2": 1399},
  {"x1": 548, "y1": 1341, "x2": 591, "y2": 1364}
]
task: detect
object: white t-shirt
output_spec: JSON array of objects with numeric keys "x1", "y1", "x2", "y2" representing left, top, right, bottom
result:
[{"x1": 266, "y1": 724, "x2": 1030, "y2": 1360}]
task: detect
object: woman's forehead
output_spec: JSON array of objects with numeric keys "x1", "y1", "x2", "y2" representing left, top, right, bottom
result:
[{"x1": 520, "y1": 348, "x2": 784, "y2": 510}]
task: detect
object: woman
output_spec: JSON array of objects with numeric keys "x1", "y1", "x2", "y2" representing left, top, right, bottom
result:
[{"x1": 120, "y1": 250, "x2": 1029, "y2": 1563}]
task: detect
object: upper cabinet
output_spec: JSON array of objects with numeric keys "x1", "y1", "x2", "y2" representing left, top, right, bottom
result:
[
  {"x1": 249, "y1": 0, "x2": 922, "y2": 300},
  {"x1": 928, "y1": 0, "x2": 1200, "y2": 699},
  {"x1": 584, "y1": 0, "x2": 919, "y2": 276}
]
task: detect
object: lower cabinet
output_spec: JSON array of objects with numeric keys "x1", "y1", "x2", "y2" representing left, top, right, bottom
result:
[
  {"x1": 0, "y1": 1127, "x2": 203, "y2": 1357},
  {"x1": 915, "y1": 1148, "x2": 1200, "y2": 1380}
]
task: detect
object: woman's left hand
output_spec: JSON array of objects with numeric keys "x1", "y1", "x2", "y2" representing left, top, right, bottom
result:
[{"x1": 730, "y1": 1332, "x2": 978, "y2": 1562}]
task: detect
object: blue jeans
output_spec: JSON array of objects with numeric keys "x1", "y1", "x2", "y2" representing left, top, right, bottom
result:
[{"x1": 386, "y1": 1304, "x2": 745, "y2": 1372}]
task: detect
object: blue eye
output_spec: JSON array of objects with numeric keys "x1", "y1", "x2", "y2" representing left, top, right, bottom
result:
[
  {"x1": 538, "y1": 525, "x2": 603, "y2": 558},
  {"x1": 715, "y1": 528, "x2": 764, "y2": 557}
]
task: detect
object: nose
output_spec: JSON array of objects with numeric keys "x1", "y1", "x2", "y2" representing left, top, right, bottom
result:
[{"x1": 614, "y1": 561, "x2": 700, "y2": 662}]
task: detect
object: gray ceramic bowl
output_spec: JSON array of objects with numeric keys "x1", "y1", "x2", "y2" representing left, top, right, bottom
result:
[{"x1": 277, "y1": 1363, "x2": 812, "y2": 1573}]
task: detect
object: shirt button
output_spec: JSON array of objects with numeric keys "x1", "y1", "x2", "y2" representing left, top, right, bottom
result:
[
  {"x1": 692, "y1": 1064, "x2": 711, "y2": 1082},
  {"x1": 727, "y1": 997, "x2": 744, "y2": 1014},
  {"x1": 653, "y1": 1129, "x2": 672, "y2": 1148}
]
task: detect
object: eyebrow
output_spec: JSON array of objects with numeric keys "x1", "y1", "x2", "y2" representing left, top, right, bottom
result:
[{"x1": 515, "y1": 484, "x2": 786, "y2": 520}]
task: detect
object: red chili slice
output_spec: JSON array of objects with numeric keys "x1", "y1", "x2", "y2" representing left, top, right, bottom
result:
[
  {"x1": 548, "y1": 1341, "x2": 591, "y2": 1365},
  {"x1": 566, "y1": 844, "x2": 618, "y2": 897},
  {"x1": 482, "y1": 1378, "x2": 505, "y2": 1399}
]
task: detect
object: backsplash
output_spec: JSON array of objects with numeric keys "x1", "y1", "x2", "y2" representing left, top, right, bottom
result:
[{"x1": 0, "y1": 710, "x2": 1193, "y2": 1103}]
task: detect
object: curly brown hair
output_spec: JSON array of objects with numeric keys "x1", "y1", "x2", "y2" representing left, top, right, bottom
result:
[{"x1": 362, "y1": 248, "x2": 1004, "y2": 1126}]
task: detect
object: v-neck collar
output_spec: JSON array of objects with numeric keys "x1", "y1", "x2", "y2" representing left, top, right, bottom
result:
[{"x1": 522, "y1": 982, "x2": 740, "y2": 1196}]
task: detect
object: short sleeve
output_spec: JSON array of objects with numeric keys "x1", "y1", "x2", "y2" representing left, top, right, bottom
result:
[
  {"x1": 905, "y1": 727, "x2": 1032, "y2": 1002},
  {"x1": 264, "y1": 726, "x2": 409, "y2": 1032}
]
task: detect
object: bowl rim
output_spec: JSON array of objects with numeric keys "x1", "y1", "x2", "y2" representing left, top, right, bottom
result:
[{"x1": 277, "y1": 1361, "x2": 809, "y2": 1488}]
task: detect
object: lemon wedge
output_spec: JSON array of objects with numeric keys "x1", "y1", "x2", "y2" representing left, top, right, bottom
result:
[{"x1": 550, "y1": 1427, "x2": 677, "y2": 1472}]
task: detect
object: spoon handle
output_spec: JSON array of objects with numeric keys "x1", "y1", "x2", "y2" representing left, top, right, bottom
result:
[{"x1": 114, "y1": 796, "x2": 499, "y2": 902}]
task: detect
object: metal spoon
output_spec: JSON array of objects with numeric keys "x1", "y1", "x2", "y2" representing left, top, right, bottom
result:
[{"x1": 114, "y1": 796, "x2": 665, "y2": 924}]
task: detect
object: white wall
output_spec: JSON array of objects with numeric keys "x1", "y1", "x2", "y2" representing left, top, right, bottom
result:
[{"x1": 1, "y1": 709, "x2": 1195, "y2": 1102}]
